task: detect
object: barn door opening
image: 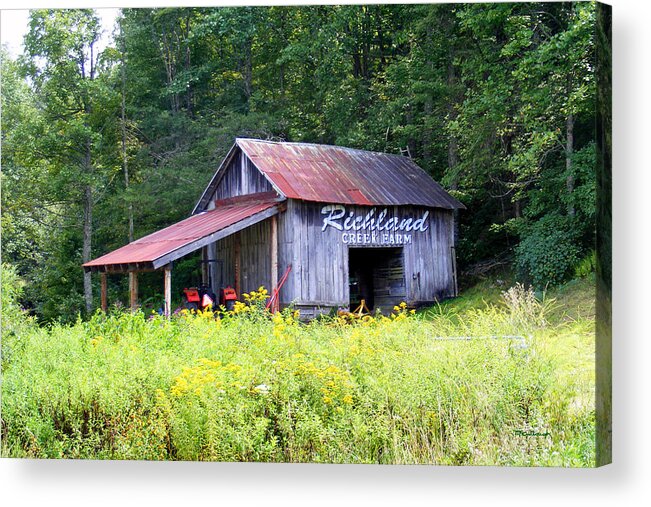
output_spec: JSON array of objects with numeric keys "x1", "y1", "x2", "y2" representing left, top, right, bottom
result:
[{"x1": 348, "y1": 247, "x2": 406, "y2": 313}]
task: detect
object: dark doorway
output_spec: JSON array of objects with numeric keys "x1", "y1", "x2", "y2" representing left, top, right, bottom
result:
[{"x1": 348, "y1": 247, "x2": 406, "y2": 313}]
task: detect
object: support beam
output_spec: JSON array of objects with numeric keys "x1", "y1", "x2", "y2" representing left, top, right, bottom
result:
[
  {"x1": 100, "y1": 273, "x2": 108, "y2": 312},
  {"x1": 270, "y1": 214, "x2": 278, "y2": 312},
  {"x1": 234, "y1": 234, "x2": 241, "y2": 298},
  {"x1": 164, "y1": 264, "x2": 172, "y2": 317},
  {"x1": 201, "y1": 246, "x2": 209, "y2": 286},
  {"x1": 129, "y1": 271, "x2": 138, "y2": 311},
  {"x1": 209, "y1": 242, "x2": 218, "y2": 292},
  {"x1": 451, "y1": 246, "x2": 458, "y2": 298}
]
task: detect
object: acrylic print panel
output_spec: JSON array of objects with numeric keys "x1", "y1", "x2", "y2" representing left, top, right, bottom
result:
[{"x1": 0, "y1": 1, "x2": 611, "y2": 467}]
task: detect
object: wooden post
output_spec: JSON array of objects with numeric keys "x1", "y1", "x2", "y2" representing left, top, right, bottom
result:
[
  {"x1": 234, "y1": 234, "x2": 241, "y2": 298},
  {"x1": 129, "y1": 271, "x2": 138, "y2": 311},
  {"x1": 100, "y1": 272, "x2": 108, "y2": 312},
  {"x1": 451, "y1": 246, "x2": 458, "y2": 297},
  {"x1": 270, "y1": 215, "x2": 278, "y2": 312},
  {"x1": 164, "y1": 265, "x2": 172, "y2": 317},
  {"x1": 201, "y1": 246, "x2": 209, "y2": 286}
]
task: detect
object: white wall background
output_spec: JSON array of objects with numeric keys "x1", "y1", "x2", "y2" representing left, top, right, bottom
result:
[{"x1": 1, "y1": 1, "x2": 648, "y2": 506}]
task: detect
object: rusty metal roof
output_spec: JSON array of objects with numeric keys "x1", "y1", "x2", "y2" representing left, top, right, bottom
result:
[
  {"x1": 83, "y1": 194, "x2": 281, "y2": 272},
  {"x1": 235, "y1": 138, "x2": 465, "y2": 209}
]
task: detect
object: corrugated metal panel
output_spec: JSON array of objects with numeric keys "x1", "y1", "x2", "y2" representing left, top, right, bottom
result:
[
  {"x1": 83, "y1": 196, "x2": 279, "y2": 270},
  {"x1": 236, "y1": 139, "x2": 465, "y2": 209}
]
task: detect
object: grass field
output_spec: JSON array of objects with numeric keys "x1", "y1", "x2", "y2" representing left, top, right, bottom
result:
[{"x1": 1, "y1": 269, "x2": 596, "y2": 466}]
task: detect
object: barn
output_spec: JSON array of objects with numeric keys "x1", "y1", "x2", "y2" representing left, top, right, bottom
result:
[{"x1": 83, "y1": 139, "x2": 465, "y2": 318}]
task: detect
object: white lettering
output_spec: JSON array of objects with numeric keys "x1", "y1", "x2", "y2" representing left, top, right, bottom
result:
[
  {"x1": 343, "y1": 211, "x2": 355, "y2": 230},
  {"x1": 412, "y1": 211, "x2": 430, "y2": 232},
  {"x1": 398, "y1": 218, "x2": 413, "y2": 231},
  {"x1": 362, "y1": 208, "x2": 375, "y2": 229},
  {"x1": 322, "y1": 205, "x2": 430, "y2": 242},
  {"x1": 385, "y1": 217, "x2": 399, "y2": 231},
  {"x1": 376, "y1": 209, "x2": 387, "y2": 230},
  {"x1": 321, "y1": 205, "x2": 346, "y2": 231}
]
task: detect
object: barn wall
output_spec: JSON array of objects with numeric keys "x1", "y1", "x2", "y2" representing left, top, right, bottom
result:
[
  {"x1": 401, "y1": 205, "x2": 456, "y2": 303},
  {"x1": 207, "y1": 150, "x2": 274, "y2": 208},
  {"x1": 277, "y1": 200, "x2": 349, "y2": 308},
  {"x1": 213, "y1": 219, "x2": 272, "y2": 295},
  {"x1": 279, "y1": 200, "x2": 457, "y2": 315}
]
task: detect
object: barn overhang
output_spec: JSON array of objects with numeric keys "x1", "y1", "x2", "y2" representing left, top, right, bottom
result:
[{"x1": 83, "y1": 192, "x2": 284, "y2": 274}]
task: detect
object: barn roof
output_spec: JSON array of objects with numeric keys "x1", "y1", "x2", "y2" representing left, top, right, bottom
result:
[
  {"x1": 83, "y1": 193, "x2": 282, "y2": 273},
  {"x1": 194, "y1": 139, "x2": 465, "y2": 213}
]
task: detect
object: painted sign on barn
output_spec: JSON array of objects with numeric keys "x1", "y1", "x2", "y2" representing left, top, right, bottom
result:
[{"x1": 321, "y1": 205, "x2": 429, "y2": 245}]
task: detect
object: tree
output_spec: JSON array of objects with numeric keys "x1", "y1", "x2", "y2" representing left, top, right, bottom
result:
[
  {"x1": 0, "y1": 49, "x2": 50, "y2": 307},
  {"x1": 22, "y1": 9, "x2": 116, "y2": 314},
  {"x1": 4, "y1": 4, "x2": 598, "y2": 321}
]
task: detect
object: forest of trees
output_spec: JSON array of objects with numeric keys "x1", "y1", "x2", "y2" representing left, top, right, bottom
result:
[{"x1": 1, "y1": 3, "x2": 598, "y2": 322}]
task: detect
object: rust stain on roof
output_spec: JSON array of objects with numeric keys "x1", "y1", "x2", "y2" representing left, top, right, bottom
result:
[
  {"x1": 236, "y1": 138, "x2": 464, "y2": 209},
  {"x1": 83, "y1": 195, "x2": 279, "y2": 271}
]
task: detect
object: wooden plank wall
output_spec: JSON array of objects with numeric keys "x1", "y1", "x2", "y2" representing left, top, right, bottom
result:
[
  {"x1": 281, "y1": 201, "x2": 456, "y2": 311},
  {"x1": 276, "y1": 200, "x2": 349, "y2": 308},
  {"x1": 202, "y1": 150, "x2": 275, "y2": 296},
  {"x1": 211, "y1": 151, "x2": 274, "y2": 203},
  {"x1": 400, "y1": 205, "x2": 455, "y2": 303},
  {"x1": 214, "y1": 220, "x2": 272, "y2": 296},
  {"x1": 277, "y1": 199, "x2": 297, "y2": 305}
]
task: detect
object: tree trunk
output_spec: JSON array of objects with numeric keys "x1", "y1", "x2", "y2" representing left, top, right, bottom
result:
[
  {"x1": 278, "y1": 9, "x2": 286, "y2": 98},
  {"x1": 83, "y1": 183, "x2": 93, "y2": 313},
  {"x1": 160, "y1": 28, "x2": 179, "y2": 114},
  {"x1": 566, "y1": 112, "x2": 575, "y2": 216},
  {"x1": 447, "y1": 47, "x2": 461, "y2": 246},
  {"x1": 120, "y1": 31, "x2": 134, "y2": 243},
  {"x1": 449, "y1": 137, "x2": 460, "y2": 246},
  {"x1": 184, "y1": 12, "x2": 193, "y2": 116},
  {"x1": 242, "y1": 39, "x2": 253, "y2": 100},
  {"x1": 375, "y1": 6, "x2": 386, "y2": 68},
  {"x1": 422, "y1": 23, "x2": 434, "y2": 165},
  {"x1": 361, "y1": 6, "x2": 371, "y2": 81}
]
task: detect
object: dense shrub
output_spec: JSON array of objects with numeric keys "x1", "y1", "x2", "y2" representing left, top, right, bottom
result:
[
  {"x1": 574, "y1": 250, "x2": 597, "y2": 279},
  {"x1": 1, "y1": 264, "x2": 37, "y2": 369},
  {"x1": 515, "y1": 215, "x2": 584, "y2": 289}
]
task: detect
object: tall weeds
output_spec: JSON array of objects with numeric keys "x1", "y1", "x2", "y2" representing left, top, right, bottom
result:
[{"x1": 1, "y1": 283, "x2": 595, "y2": 466}]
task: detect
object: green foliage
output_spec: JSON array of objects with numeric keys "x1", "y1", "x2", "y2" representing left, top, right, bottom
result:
[
  {"x1": 515, "y1": 215, "x2": 583, "y2": 289},
  {"x1": 1, "y1": 264, "x2": 37, "y2": 370},
  {"x1": 2, "y1": 282, "x2": 595, "y2": 466},
  {"x1": 2, "y1": 4, "x2": 598, "y2": 321},
  {"x1": 574, "y1": 250, "x2": 597, "y2": 279}
]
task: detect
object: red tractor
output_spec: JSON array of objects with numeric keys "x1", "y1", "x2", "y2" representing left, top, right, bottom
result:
[
  {"x1": 220, "y1": 286, "x2": 238, "y2": 311},
  {"x1": 181, "y1": 284, "x2": 238, "y2": 312},
  {"x1": 181, "y1": 285, "x2": 217, "y2": 312}
]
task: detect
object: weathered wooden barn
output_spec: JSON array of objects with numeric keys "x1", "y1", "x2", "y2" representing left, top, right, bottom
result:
[{"x1": 83, "y1": 139, "x2": 465, "y2": 317}]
